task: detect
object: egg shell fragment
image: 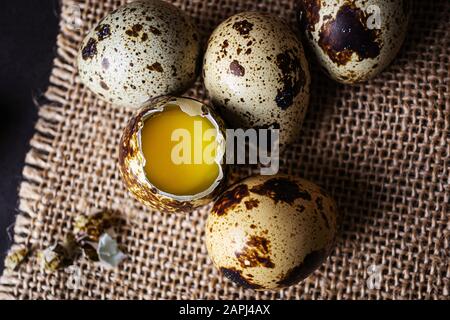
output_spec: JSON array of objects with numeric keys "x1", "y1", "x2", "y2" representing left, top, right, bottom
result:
[
  {"x1": 206, "y1": 174, "x2": 338, "y2": 290},
  {"x1": 203, "y1": 12, "x2": 311, "y2": 147},
  {"x1": 299, "y1": 0, "x2": 411, "y2": 83},
  {"x1": 77, "y1": 0, "x2": 201, "y2": 108}
]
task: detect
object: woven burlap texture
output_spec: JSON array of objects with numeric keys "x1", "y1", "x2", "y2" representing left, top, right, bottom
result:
[{"x1": 0, "y1": 0, "x2": 449, "y2": 300}]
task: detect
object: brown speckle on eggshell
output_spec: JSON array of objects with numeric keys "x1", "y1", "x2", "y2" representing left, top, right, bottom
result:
[
  {"x1": 203, "y1": 12, "x2": 311, "y2": 147},
  {"x1": 299, "y1": 0, "x2": 411, "y2": 83},
  {"x1": 206, "y1": 174, "x2": 338, "y2": 290},
  {"x1": 77, "y1": 0, "x2": 201, "y2": 108}
]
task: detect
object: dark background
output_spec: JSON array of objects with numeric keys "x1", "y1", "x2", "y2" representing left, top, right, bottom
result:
[{"x1": 0, "y1": 1, "x2": 59, "y2": 273}]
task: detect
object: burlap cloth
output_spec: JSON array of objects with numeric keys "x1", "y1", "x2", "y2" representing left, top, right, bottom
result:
[{"x1": 0, "y1": 0, "x2": 448, "y2": 300}]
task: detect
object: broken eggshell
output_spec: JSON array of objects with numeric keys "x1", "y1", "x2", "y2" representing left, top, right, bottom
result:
[
  {"x1": 299, "y1": 0, "x2": 411, "y2": 83},
  {"x1": 97, "y1": 233, "x2": 126, "y2": 269},
  {"x1": 205, "y1": 174, "x2": 338, "y2": 290},
  {"x1": 203, "y1": 12, "x2": 311, "y2": 147},
  {"x1": 77, "y1": 0, "x2": 201, "y2": 108},
  {"x1": 118, "y1": 96, "x2": 227, "y2": 212},
  {"x1": 73, "y1": 210, "x2": 115, "y2": 242},
  {"x1": 38, "y1": 234, "x2": 80, "y2": 272},
  {"x1": 4, "y1": 246, "x2": 30, "y2": 272}
]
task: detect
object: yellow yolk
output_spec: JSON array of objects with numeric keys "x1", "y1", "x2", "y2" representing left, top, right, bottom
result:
[{"x1": 141, "y1": 105, "x2": 219, "y2": 196}]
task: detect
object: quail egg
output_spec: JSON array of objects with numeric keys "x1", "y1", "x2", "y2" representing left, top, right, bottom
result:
[
  {"x1": 119, "y1": 96, "x2": 227, "y2": 212},
  {"x1": 203, "y1": 12, "x2": 311, "y2": 147},
  {"x1": 78, "y1": 0, "x2": 201, "y2": 108},
  {"x1": 206, "y1": 174, "x2": 338, "y2": 290},
  {"x1": 299, "y1": 0, "x2": 411, "y2": 83}
]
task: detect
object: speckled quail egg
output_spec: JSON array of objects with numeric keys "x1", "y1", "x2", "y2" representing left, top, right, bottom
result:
[
  {"x1": 77, "y1": 0, "x2": 201, "y2": 108},
  {"x1": 203, "y1": 12, "x2": 311, "y2": 147},
  {"x1": 119, "y1": 96, "x2": 227, "y2": 212},
  {"x1": 205, "y1": 174, "x2": 338, "y2": 290},
  {"x1": 298, "y1": 0, "x2": 411, "y2": 83}
]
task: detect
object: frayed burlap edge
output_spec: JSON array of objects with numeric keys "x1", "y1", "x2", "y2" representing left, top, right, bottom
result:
[
  {"x1": 0, "y1": 6, "x2": 75, "y2": 299},
  {"x1": 0, "y1": 0, "x2": 449, "y2": 300}
]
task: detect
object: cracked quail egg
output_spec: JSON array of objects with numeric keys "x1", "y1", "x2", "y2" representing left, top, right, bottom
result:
[
  {"x1": 299, "y1": 0, "x2": 411, "y2": 83},
  {"x1": 206, "y1": 174, "x2": 338, "y2": 290},
  {"x1": 203, "y1": 12, "x2": 311, "y2": 147},
  {"x1": 119, "y1": 96, "x2": 227, "y2": 212},
  {"x1": 78, "y1": 0, "x2": 201, "y2": 108}
]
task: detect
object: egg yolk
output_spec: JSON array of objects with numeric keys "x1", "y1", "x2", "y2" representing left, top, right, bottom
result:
[{"x1": 141, "y1": 105, "x2": 220, "y2": 196}]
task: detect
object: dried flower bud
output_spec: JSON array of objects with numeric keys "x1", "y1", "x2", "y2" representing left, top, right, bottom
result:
[{"x1": 5, "y1": 247, "x2": 29, "y2": 272}]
